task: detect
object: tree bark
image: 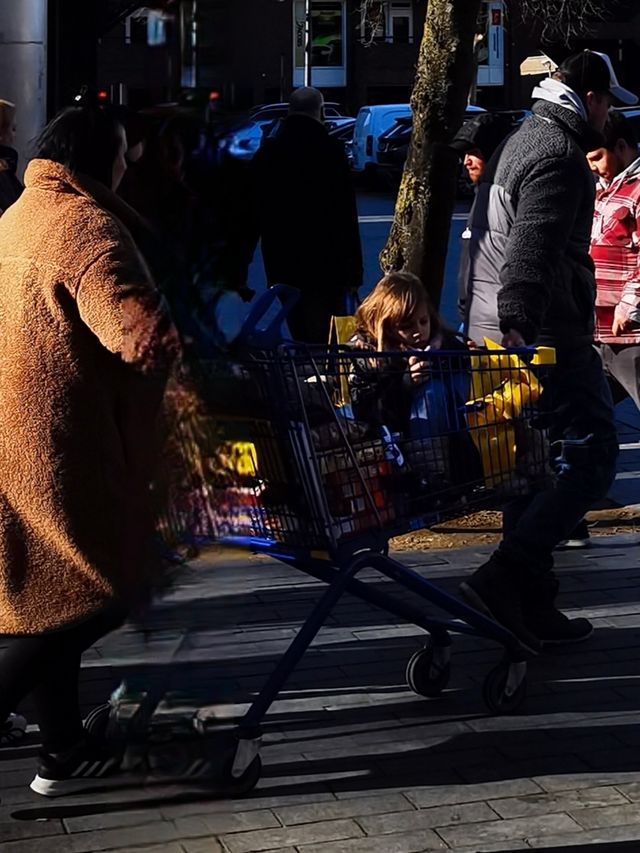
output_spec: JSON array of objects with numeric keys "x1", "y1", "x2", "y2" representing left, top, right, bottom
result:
[{"x1": 379, "y1": 0, "x2": 482, "y2": 309}]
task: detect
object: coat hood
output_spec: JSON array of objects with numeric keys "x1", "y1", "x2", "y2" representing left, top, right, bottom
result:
[{"x1": 532, "y1": 99, "x2": 604, "y2": 153}]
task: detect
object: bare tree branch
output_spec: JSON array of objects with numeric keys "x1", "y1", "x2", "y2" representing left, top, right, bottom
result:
[
  {"x1": 357, "y1": 0, "x2": 387, "y2": 48},
  {"x1": 518, "y1": 0, "x2": 612, "y2": 44}
]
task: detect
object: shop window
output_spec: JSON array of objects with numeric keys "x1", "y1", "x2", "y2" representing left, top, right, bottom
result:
[{"x1": 360, "y1": 2, "x2": 414, "y2": 45}]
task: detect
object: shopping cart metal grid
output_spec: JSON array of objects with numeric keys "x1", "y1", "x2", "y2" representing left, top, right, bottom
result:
[{"x1": 150, "y1": 292, "x2": 556, "y2": 790}]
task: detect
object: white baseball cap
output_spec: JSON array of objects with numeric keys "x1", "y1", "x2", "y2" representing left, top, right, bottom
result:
[
  {"x1": 587, "y1": 50, "x2": 638, "y2": 106},
  {"x1": 559, "y1": 50, "x2": 638, "y2": 107}
]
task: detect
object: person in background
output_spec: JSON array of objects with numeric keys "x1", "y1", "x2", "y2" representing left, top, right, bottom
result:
[
  {"x1": 0, "y1": 105, "x2": 179, "y2": 796},
  {"x1": 450, "y1": 112, "x2": 514, "y2": 323},
  {"x1": 0, "y1": 99, "x2": 23, "y2": 215},
  {"x1": 226, "y1": 87, "x2": 363, "y2": 342},
  {"x1": 560, "y1": 112, "x2": 640, "y2": 551},
  {"x1": 588, "y1": 110, "x2": 640, "y2": 384},
  {"x1": 559, "y1": 111, "x2": 640, "y2": 551},
  {"x1": 460, "y1": 50, "x2": 637, "y2": 650}
]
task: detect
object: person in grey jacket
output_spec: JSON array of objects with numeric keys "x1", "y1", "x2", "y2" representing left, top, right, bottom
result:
[
  {"x1": 451, "y1": 112, "x2": 514, "y2": 322},
  {"x1": 459, "y1": 51, "x2": 637, "y2": 651}
]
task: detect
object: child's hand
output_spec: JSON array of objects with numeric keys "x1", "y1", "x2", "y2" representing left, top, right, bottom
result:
[{"x1": 408, "y1": 355, "x2": 430, "y2": 384}]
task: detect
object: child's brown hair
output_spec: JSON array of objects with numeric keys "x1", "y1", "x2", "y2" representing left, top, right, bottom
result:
[{"x1": 355, "y1": 271, "x2": 440, "y2": 350}]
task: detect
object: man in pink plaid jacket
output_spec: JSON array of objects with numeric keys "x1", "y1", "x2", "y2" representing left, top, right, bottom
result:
[{"x1": 588, "y1": 110, "x2": 640, "y2": 409}]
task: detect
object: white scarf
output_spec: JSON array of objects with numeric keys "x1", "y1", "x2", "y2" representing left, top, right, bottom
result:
[{"x1": 531, "y1": 77, "x2": 588, "y2": 122}]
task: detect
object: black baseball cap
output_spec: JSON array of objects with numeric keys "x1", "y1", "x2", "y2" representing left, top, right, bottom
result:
[
  {"x1": 557, "y1": 50, "x2": 637, "y2": 107},
  {"x1": 449, "y1": 113, "x2": 513, "y2": 161}
]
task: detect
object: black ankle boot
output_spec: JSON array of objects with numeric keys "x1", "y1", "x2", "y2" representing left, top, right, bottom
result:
[
  {"x1": 459, "y1": 553, "x2": 542, "y2": 654},
  {"x1": 523, "y1": 573, "x2": 593, "y2": 645}
]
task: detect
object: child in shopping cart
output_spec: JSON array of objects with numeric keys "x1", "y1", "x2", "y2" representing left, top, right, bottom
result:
[{"x1": 348, "y1": 271, "x2": 478, "y2": 489}]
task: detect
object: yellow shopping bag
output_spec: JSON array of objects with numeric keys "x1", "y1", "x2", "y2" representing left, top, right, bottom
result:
[
  {"x1": 466, "y1": 339, "x2": 554, "y2": 488},
  {"x1": 329, "y1": 314, "x2": 357, "y2": 407}
]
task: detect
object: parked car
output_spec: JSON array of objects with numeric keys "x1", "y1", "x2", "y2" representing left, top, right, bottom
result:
[
  {"x1": 352, "y1": 104, "x2": 412, "y2": 174},
  {"x1": 249, "y1": 101, "x2": 345, "y2": 121},
  {"x1": 377, "y1": 107, "x2": 529, "y2": 193},
  {"x1": 220, "y1": 113, "x2": 353, "y2": 163},
  {"x1": 328, "y1": 117, "x2": 356, "y2": 168}
]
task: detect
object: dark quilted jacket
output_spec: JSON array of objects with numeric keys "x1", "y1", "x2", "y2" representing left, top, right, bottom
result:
[{"x1": 464, "y1": 100, "x2": 603, "y2": 348}]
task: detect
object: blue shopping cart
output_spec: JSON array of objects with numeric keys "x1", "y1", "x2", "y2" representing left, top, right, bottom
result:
[{"x1": 101, "y1": 286, "x2": 557, "y2": 794}]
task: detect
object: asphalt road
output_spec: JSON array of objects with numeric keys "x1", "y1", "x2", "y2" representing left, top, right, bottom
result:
[{"x1": 240, "y1": 187, "x2": 470, "y2": 339}]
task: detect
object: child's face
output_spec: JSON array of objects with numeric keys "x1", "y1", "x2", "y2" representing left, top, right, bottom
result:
[{"x1": 397, "y1": 303, "x2": 431, "y2": 349}]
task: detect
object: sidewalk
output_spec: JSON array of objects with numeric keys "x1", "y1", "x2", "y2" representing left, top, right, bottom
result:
[{"x1": 1, "y1": 408, "x2": 639, "y2": 852}]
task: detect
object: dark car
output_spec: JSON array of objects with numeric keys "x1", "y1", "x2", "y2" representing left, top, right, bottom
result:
[
  {"x1": 249, "y1": 101, "x2": 345, "y2": 121},
  {"x1": 377, "y1": 108, "x2": 530, "y2": 194}
]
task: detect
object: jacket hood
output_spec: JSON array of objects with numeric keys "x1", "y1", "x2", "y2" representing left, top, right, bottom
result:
[{"x1": 532, "y1": 100, "x2": 604, "y2": 153}]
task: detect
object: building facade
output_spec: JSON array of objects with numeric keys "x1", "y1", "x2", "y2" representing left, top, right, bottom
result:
[{"x1": 94, "y1": 1, "x2": 640, "y2": 114}]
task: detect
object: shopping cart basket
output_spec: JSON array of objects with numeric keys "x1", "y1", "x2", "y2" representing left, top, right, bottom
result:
[{"x1": 97, "y1": 289, "x2": 557, "y2": 794}]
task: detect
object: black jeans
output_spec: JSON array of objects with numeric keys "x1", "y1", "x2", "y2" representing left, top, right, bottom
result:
[
  {"x1": 0, "y1": 607, "x2": 126, "y2": 753},
  {"x1": 500, "y1": 345, "x2": 619, "y2": 575}
]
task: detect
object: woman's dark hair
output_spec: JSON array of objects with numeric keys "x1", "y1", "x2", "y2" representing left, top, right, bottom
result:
[
  {"x1": 33, "y1": 106, "x2": 124, "y2": 187},
  {"x1": 603, "y1": 110, "x2": 638, "y2": 152}
]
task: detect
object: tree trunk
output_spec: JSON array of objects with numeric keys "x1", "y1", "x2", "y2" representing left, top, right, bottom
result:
[{"x1": 380, "y1": 0, "x2": 482, "y2": 309}]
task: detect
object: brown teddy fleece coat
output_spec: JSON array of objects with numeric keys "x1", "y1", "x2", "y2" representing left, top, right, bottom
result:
[{"x1": 0, "y1": 159, "x2": 180, "y2": 635}]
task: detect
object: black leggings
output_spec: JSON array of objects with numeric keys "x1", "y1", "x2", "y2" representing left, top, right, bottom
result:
[{"x1": 0, "y1": 607, "x2": 126, "y2": 753}]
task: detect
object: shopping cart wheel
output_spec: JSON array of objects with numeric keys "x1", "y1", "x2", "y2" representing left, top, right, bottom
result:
[
  {"x1": 405, "y1": 642, "x2": 451, "y2": 698},
  {"x1": 482, "y1": 660, "x2": 527, "y2": 714}
]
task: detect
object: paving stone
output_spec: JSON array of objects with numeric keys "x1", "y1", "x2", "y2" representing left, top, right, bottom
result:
[
  {"x1": 534, "y1": 771, "x2": 640, "y2": 792},
  {"x1": 100, "y1": 846, "x2": 185, "y2": 853},
  {"x1": 0, "y1": 820, "x2": 64, "y2": 842},
  {"x1": 298, "y1": 829, "x2": 447, "y2": 853},
  {"x1": 174, "y1": 810, "x2": 280, "y2": 835},
  {"x1": 222, "y1": 818, "x2": 364, "y2": 852},
  {"x1": 63, "y1": 810, "x2": 163, "y2": 833},
  {"x1": 275, "y1": 793, "x2": 414, "y2": 825},
  {"x1": 437, "y1": 813, "x2": 583, "y2": 847},
  {"x1": 403, "y1": 778, "x2": 544, "y2": 808},
  {"x1": 568, "y1": 802, "x2": 640, "y2": 830},
  {"x1": 526, "y1": 823, "x2": 640, "y2": 848},
  {"x1": 0, "y1": 821, "x2": 181, "y2": 853},
  {"x1": 449, "y1": 844, "x2": 530, "y2": 853},
  {"x1": 615, "y1": 781, "x2": 640, "y2": 801},
  {"x1": 180, "y1": 840, "x2": 226, "y2": 853},
  {"x1": 358, "y1": 800, "x2": 497, "y2": 835},
  {"x1": 489, "y1": 785, "x2": 628, "y2": 819},
  {"x1": 160, "y1": 791, "x2": 336, "y2": 820}
]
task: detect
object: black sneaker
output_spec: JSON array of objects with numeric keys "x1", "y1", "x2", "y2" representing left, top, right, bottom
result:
[
  {"x1": 459, "y1": 554, "x2": 542, "y2": 655},
  {"x1": 30, "y1": 735, "x2": 122, "y2": 797},
  {"x1": 556, "y1": 519, "x2": 591, "y2": 550},
  {"x1": 525, "y1": 606, "x2": 593, "y2": 645},
  {"x1": 522, "y1": 573, "x2": 593, "y2": 645}
]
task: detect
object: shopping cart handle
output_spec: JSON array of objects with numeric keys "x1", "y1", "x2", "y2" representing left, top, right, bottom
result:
[{"x1": 236, "y1": 284, "x2": 300, "y2": 348}]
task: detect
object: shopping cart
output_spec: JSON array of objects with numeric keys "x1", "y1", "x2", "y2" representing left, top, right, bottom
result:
[{"x1": 94, "y1": 289, "x2": 556, "y2": 794}]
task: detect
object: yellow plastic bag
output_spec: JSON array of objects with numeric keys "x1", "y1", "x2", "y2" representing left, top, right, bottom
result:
[
  {"x1": 466, "y1": 339, "x2": 552, "y2": 488},
  {"x1": 329, "y1": 315, "x2": 357, "y2": 407}
]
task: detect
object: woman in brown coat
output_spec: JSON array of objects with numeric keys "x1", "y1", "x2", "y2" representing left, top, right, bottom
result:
[{"x1": 0, "y1": 106, "x2": 179, "y2": 796}]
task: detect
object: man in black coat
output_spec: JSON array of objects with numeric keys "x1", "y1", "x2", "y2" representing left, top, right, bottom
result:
[
  {"x1": 459, "y1": 51, "x2": 637, "y2": 652},
  {"x1": 235, "y1": 87, "x2": 363, "y2": 342}
]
